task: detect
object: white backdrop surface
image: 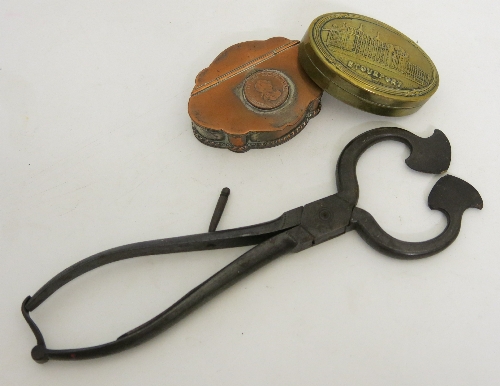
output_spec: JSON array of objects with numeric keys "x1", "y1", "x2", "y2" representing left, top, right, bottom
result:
[{"x1": 1, "y1": 1, "x2": 499, "y2": 385}]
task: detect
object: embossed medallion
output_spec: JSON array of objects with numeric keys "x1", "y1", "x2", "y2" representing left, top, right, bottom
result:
[
  {"x1": 299, "y1": 13, "x2": 439, "y2": 116},
  {"x1": 243, "y1": 70, "x2": 289, "y2": 110}
]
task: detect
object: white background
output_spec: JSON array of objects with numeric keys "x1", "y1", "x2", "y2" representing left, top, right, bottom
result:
[{"x1": 1, "y1": 1, "x2": 499, "y2": 385}]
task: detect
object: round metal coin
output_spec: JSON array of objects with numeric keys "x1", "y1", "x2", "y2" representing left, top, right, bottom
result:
[{"x1": 243, "y1": 70, "x2": 290, "y2": 110}]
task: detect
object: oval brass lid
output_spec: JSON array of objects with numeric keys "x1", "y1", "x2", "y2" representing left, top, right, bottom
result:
[
  {"x1": 298, "y1": 13, "x2": 439, "y2": 116},
  {"x1": 189, "y1": 37, "x2": 323, "y2": 153}
]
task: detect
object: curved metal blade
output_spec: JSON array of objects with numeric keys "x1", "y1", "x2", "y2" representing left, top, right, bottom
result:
[
  {"x1": 405, "y1": 129, "x2": 451, "y2": 174},
  {"x1": 428, "y1": 175, "x2": 483, "y2": 212}
]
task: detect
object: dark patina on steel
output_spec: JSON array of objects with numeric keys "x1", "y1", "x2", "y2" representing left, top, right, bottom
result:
[
  {"x1": 208, "y1": 187, "x2": 230, "y2": 232},
  {"x1": 22, "y1": 127, "x2": 482, "y2": 363}
]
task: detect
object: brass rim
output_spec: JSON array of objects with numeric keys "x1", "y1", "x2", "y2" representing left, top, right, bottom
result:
[{"x1": 301, "y1": 12, "x2": 439, "y2": 112}]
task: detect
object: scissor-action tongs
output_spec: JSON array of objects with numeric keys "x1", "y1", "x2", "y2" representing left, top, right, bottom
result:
[{"x1": 22, "y1": 127, "x2": 482, "y2": 363}]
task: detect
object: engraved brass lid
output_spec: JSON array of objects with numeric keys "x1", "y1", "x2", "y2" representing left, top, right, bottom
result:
[
  {"x1": 189, "y1": 37, "x2": 323, "y2": 152},
  {"x1": 298, "y1": 13, "x2": 439, "y2": 116}
]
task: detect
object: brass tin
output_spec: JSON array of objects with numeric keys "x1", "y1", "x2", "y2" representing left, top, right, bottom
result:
[
  {"x1": 189, "y1": 37, "x2": 323, "y2": 152},
  {"x1": 299, "y1": 13, "x2": 439, "y2": 116}
]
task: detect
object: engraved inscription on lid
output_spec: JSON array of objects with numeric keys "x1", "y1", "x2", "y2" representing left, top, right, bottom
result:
[
  {"x1": 311, "y1": 13, "x2": 438, "y2": 98},
  {"x1": 243, "y1": 70, "x2": 290, "y2": 110}
]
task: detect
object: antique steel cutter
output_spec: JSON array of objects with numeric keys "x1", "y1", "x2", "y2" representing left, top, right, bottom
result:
[{"x1": 22, "y1": 127, "x2": 482, "y2": 363}]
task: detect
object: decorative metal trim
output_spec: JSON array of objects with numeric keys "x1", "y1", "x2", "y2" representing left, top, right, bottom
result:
[{"x1": 192, "y1": 101, "x2": 322, "y2": 153}]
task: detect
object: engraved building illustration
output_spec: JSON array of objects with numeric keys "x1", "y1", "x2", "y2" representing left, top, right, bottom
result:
[{"x1": 323, "y1": 23, "x2": 431, "y2": 86}]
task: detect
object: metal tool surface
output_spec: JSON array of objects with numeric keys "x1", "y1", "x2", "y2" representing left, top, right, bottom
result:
[{"x1": 22, "y1": 127, "x2": 482, "y2": 363}]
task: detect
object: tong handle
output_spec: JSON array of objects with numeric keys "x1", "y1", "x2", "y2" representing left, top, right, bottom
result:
[
  {"x1": 22, "y1": 230, "x2": 300, "y2": 362},
  {"x1": 24, "y1": 208, "x2": 303, "y2": 313}
]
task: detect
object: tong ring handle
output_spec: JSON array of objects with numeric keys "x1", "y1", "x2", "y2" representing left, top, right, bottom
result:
[{"x1": 336, "y1": 127, "x2": 452, "y2": 205}]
